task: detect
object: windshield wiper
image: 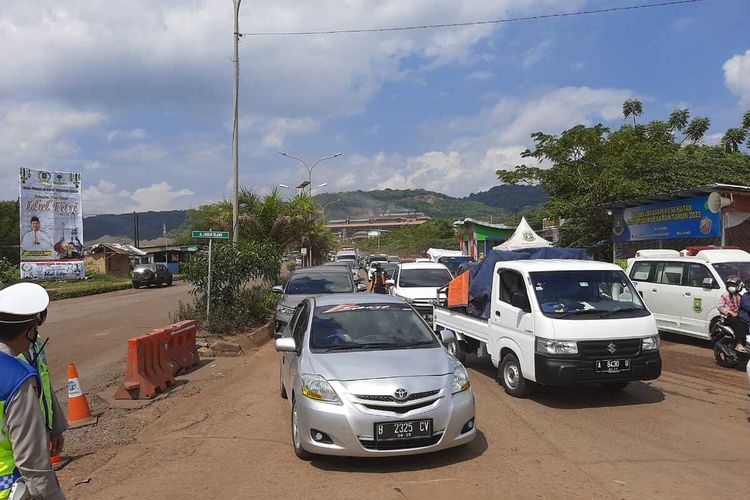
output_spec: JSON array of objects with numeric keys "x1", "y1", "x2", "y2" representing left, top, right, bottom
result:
[
  {"x1": 319, "y1": 344, "x2": 360, "y2": 352},
  {"x1": 600, "y1": 307, "x2": 644, "y2": 318},
  {"x1": 557, "y1": 309, "x2": 606, "y2": 318},
  {"x1": 393, "y1": 340, "x2": 437, "y2": 348}
]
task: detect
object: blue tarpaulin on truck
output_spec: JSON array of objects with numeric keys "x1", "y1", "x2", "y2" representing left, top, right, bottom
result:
[{"x1": 468, "y1": 247, "x2": 589, "y2": 318}]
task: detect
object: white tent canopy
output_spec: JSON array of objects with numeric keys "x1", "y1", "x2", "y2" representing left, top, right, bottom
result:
[{"x1": 493, "y1": 217, "x2": 551, "y2": 251}]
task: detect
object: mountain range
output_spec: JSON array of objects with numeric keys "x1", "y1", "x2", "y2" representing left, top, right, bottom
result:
[{"x1": 82, "y1": 185, "x2": 547, "y2": 243}]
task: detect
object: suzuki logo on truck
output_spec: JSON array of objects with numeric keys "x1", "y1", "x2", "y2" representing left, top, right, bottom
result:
[{"x1": 607, "y1": 343, "x2": 617, "y2": 354}]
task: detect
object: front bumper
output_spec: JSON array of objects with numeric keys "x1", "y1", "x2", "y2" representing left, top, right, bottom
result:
[
  {"x1": 294, "y1": 385, "x2": 476, "y2": 457},
  {"x1": 534, "y1": 351, "x2": 662, "y2": 385}
]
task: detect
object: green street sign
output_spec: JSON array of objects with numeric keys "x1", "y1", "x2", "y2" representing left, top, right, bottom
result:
[{"x1": 192, "y1": 230, "x2": 230, "y2": 239}]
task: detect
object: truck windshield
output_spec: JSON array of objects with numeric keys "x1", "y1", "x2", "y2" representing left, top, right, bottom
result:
[
  {"x1": 712, "y1": 262, "x2": 750, "y2": 284},
  {"x1": 529, "y1": 270, "x2": 648, "y2": 319},
  {"x1": 399, "y1": 269, "x2": 452, "y2": 288}
]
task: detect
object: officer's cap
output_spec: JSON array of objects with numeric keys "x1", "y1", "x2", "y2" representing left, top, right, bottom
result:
[{"x1": 0, "y1": 283, "x2": 49, "y2": 323}]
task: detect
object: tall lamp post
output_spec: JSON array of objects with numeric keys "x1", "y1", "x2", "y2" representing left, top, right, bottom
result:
[
  {"x1": 319, "y1": 199, "x2": 341, "y2": 221},
  {"x1": 278, "y1": 152, "x2": 342, "y2": 195},
  {"x1": 231, "y1": 0, "x2": 242, "y2": 244}
]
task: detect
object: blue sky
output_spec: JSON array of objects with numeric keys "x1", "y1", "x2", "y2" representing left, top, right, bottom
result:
[{"x1": 1, "y1": 0, "x2": 749, "y2": 214}]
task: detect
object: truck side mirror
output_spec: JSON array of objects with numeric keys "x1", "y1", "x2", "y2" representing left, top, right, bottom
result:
[
  {"x1": 511, "y1": 292, "x2": 531, "y2": 312},
  {"x1": 702, "y1": 277, "x2": 714, "y2": 289}
]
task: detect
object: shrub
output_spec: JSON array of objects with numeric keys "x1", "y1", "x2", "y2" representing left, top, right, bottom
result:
[
  {"x1": 172, "y1": 286, "x2": 278, "y2": 334},
  {"x1": 0, "y1": 256, "x2": 19, "y2": 286}
]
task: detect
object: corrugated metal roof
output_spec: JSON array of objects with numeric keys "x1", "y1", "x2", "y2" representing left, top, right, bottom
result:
[
  {"x1": 603, "y1": 183, "x2": 750, "y2": 209},
  {"x1": 88, "y1": 243, "x2": 147, "y2": 257}
]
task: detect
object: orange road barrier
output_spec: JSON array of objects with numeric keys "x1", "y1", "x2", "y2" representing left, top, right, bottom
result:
[
  {"x1": 163, "y1": 320, "x2": 200, "y2": 375},
  {"x1": 67, "y1": 364, "x2": 97, "y2": 428},
  {"x1": 447, "y1": 271, "x2": 470, "y2": 308},
  {"x1": 114, "y1": 330, "x2": 176, "y2": 400}
]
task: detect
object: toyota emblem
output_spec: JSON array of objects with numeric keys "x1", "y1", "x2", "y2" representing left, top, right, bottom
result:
[
  {"x1": 607, "y1": 342, "x2": 617, "y2": 354},
  {"x1": 394, "y1": 388, "x2": 408, "y2": 400}
]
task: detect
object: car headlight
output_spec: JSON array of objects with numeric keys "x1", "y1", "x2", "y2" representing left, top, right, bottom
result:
[
  {"x1": 276, "y1": 305, "x2": 295, "y2": 316},
  {"x1": 452, "y1": 364, "x2": 471, "y2": 394},
  {"x1": 535, "y1": 338, "x2": 578, "y2": 355},
  {"x1": 301, "y1": 374, "x2": 341, "y2": 404},
  {"x1": 642, "y1": 335, "x2": 660, "y2": 351}
]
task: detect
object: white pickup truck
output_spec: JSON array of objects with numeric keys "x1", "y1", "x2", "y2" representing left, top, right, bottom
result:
[{"x1": 433, "y1": 259, "x2": 662, "y2": 397}]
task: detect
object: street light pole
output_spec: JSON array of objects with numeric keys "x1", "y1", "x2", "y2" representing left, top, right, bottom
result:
[
  {"x1": 231, "y1": 0, "x2": 243, "y2": 244},
  {"x1": 278, "y1": 152, "x2": 342, "y2": 195}
]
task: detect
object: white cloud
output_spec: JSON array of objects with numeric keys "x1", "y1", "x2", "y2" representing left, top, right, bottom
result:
[
  {"x1": 324, "y1": 86, "x2": 632, "y2": 196},
  {"x1": 107, "y1": 129, "x2": 148, "y2": 142},
  {"x1": 466, "y1": 70, "x2": 494, "y2": 81},
  {"x1": 724, "y1": 49, "x2": 750, "y2": 105},
  {"x1": 83, "y1": 180, "x2": 194, "y2": 213},
  {"x1": 521, "y1": 39, "x2": 553, "y2": 69}
]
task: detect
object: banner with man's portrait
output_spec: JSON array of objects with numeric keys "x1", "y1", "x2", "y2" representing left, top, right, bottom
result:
[{"x1": 19, "y1": 168, "x2": 85, "y2": 280}]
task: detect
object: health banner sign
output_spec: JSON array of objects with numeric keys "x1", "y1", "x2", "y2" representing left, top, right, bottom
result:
[
  {"x1": 19, "y1": 168, "x2": 85, "y2": 280},
  {"x1": 612, "y1": 195, "x2": 721, "y2": 242}
]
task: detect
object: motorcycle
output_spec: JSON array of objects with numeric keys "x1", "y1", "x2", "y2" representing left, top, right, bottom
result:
[{"x1": 711, "y1": 318, "x2": 750, "y2": 369}]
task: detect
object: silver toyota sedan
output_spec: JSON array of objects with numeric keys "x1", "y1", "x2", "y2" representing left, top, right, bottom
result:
[{"x1": 275, "y1": 293, "x2": 476, "y2": 459}]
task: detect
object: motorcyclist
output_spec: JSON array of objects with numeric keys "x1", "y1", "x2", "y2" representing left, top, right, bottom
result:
[{"x1": 718, "y1": 276, "x2": 746, "y2": 353}]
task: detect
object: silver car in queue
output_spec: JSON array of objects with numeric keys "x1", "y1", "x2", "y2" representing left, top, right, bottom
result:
[{"x1": 276, "y1": 293, "x2": 476, "y2": 459}]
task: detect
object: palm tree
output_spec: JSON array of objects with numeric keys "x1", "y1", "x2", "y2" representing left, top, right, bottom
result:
[
  {"x1": 721, "y1": 128, "x2": 747, "y2": 153},
  {"x1": 683, "y1": 117, "x2": 710, "y2": 144},
  {"x1": 622, "y1": 99, "x2": 643, "y2": 127},
  {"x1": 668, "y1": 108, "x2": 689, "y2": 132},
  {"x1": 742, "y1": 110, "x2": 750, "y2": 130}
]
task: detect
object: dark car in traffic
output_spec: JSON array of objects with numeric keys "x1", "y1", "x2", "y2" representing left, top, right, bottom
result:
[
  {"x1": 131, "y1": 263, "x2": 173, "y2": 288},
  {"x1": 272, "y1": 266, "x2": 366, "y2": 335}
]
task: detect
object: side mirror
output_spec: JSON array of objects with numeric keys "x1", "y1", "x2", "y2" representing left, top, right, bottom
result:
[
  {"x1": 702, "y1": 277, "x2": 714, "y2": 289},
  {"x1": 511, "y1": 292, "x2": 531, "y2": 312},
  {"x1": 356, "y1": 283, "x2": 367, "y2": 292},
  {"x1": 272, "y1": 285, "x2": 284, "y2": 294},
  {"x1": 439, "y1": 329, "x2": 456, "y2": 346},
  {"x1": 386, "y1": 279, "x2": 395, "y2": 286},
  {"x1": 275, "y1": 337, "x2": 297, "y2": 353}
]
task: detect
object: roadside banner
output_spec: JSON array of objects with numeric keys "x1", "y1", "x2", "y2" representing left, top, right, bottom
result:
[
  {"x1": 612, "y1": 196, "x2": 722, "y2": 242},
  {"x1": 18, "y1": 168, "x2": 85, "y2": 280}
]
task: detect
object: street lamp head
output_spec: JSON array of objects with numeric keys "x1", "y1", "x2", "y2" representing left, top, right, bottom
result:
[
  {"x1": 316, "y1": 183, "x2": 328, "y2": 189},
  {"x1": 279, "y1": 184, "x2": 291, "y2": 189}
]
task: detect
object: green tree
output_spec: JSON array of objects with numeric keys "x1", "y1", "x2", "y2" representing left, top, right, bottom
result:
[
  {"x1": 683, "y1": 116, "x2": 710, "y2": 144},
  {"x1": 497, "y1": 101, "x2": 750, "y2": 259},
  {"x1": 722, "y1": 128, "x2": 747, "y2": 153},
  {"x1": 622, "y1": 99, "x2": 643, "y2": 127},
  {"x1": 668, "y1": 108, "x2": 690, "y2": 133}
]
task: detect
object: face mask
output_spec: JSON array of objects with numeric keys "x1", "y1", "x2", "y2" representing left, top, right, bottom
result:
[{"x1": 728, "y1": 286, "x2": 738, "y2": 294}]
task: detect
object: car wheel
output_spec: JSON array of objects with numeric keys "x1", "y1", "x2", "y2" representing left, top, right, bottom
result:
[
  {"x1": 447, "y1": 340, "x2": 467, "y2": 364},
  {"x1": 601, "y1": 382, "x2": 629, "y2": 391},
  {"x1": 167, "y1": 278, "x2": 173, "y2": 286},
  {"x1": 499, "y1": 353, "x2": 530, "y2": 398},
  {"x1": 291, "y1": 398, "x2": 312, "y2": 460},
  {"x1": 132, "y1": 282, "x2": 140, "y2": 289}
]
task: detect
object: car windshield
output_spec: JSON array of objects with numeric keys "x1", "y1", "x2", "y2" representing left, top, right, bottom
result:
[
  {"x1": 310, "y1": 303, "x2": 440, "y2": 351},
  {"x1": 529, "y1": 270, "x2": 647, "y2": 319},
  {"x1": 285, "y1": 273, "x2": 352, "y2": 294},
  {"x1": 712, "y1": 262, "x2": 750, "y2": 284},
  {"x1": 441, "y1": 257, "x2": 473, "y2": 275},
  {"x1": 398, "y1": 268, "x2": 452, "y2": 288}
]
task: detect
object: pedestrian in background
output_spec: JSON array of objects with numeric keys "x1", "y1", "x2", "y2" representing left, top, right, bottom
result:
[{"x1": 0, "y1": 283, "x2": 66, "y2": 500}]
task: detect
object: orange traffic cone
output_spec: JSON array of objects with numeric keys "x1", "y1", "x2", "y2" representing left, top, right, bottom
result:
[{"x1": 67, "y1": 364, "x2": 97, "y2": 428}]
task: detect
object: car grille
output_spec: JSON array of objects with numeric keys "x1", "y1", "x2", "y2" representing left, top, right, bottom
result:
[
  {"x1": 578, "y1": 339, "x2": 641, "y2": 359},
  {"x1": 355, "y1": 390, "x2": 440, "y2": 403},
  {"x1": 360, "y1": 400, "x2": 436, "y2": 414},
  {"x1": 359, "y1": 433, "x2": 442, "y2": 451}
]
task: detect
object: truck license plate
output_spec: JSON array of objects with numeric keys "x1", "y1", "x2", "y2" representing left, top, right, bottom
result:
[
  {"x1": 595, "y1": 359, "x2": 631, "y2": 373},
  {"x1": 375, "y1": 419, "x2": 432, "y2": 441}
]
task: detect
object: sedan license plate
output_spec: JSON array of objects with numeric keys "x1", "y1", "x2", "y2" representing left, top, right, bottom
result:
[
  {"x1": 375, "y1": 419, "x2": 432, "y2": 441},
  {"x1": 595, "y1": 359, "x2": 631, "y2": 373}
]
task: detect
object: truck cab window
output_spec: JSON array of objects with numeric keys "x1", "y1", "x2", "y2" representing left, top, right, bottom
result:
[{"x1": 498, "y1": 271, "x2": 526, "y2": 305}]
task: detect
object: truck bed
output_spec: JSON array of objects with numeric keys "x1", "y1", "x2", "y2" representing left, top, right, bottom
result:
[{"x1": 433, "y1": 306, "x2": 490, "y2": 343}]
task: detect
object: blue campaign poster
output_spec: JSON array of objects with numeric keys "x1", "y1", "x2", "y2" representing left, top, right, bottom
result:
[{"x1": 612, "y1": 196, "x2": 721, "y2": 242}]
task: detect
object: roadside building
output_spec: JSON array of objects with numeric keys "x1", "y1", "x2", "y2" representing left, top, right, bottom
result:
[
  {"x1": 453, "y1": 218, "x2": 515, "y2": 259},
  {"x1": 86, "y1": 243, "x2": 146, "y2": 276},
  {"x1": 606, "y1": 183, "x2": 750, "y2": 263},
  {"x1": 138, "y1": 243, "x2": 197, "y2": 273}
]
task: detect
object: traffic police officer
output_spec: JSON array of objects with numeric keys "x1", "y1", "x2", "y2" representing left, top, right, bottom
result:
[{"x1": 0, "y1": 283, "x2": 65, "y2": 499}]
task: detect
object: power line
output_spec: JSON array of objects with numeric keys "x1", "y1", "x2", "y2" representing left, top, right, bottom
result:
[{"x1": 240, "y1": 0, "x2": 711, "y2": 37}]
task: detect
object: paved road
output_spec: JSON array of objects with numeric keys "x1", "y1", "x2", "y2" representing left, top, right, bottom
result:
[
  {"x1": 43, "y1": 282, "x2": 191, "y2": 391},
  {"x1": 59, "y1": 329, "x2": 750, "y2": 499}
]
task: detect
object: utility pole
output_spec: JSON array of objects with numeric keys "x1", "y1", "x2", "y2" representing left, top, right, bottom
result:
[{"x1": 231, "y1": 0, "x2": 242, "y2": 244}]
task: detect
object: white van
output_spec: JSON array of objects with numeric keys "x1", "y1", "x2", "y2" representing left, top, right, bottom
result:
[
  {"x1": 434, "y1": 260, "x2": 661, "y2": 397},
  {"x1": 625, "y1": 248, "x2": 750, "y2": 340},
  {"x1": 389, "y1": 262, "x2": 452, "y2": 321}
]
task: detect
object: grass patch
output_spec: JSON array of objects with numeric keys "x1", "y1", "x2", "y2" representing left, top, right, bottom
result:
[{"x1": 42, "y1": 274, "x2": 133, "y2": 301}]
